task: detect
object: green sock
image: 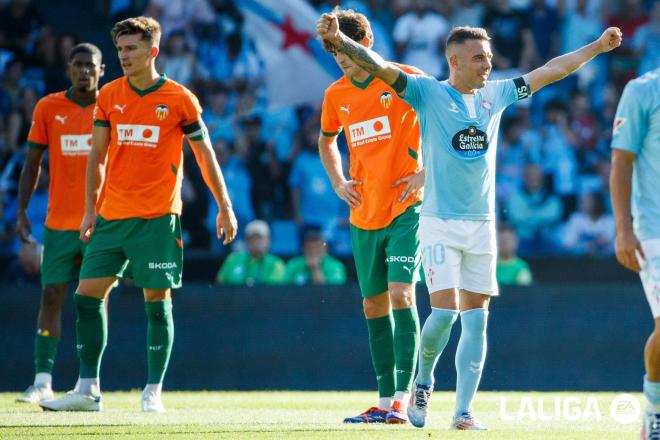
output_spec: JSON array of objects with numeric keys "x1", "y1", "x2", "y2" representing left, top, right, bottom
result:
[
  {"x1": 366, "y1": 314, "x2": 395, "y2": 398},
  {"x1": 34, "y1": 334, "x2": 59, "y2": 375},
  {"x1": 393, "y1": 307, "x2": 420, "y2": 393},
  {"x1": 145, "y1": 300, "x2": 174, "y2": 384},
  {"x1": 74, "y1": 294, "x2": 107, "y2": 378}
]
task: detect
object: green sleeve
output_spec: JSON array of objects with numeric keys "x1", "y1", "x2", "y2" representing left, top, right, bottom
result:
[
  {"x1": 263, "y1": 255, "x2": 286, "y2": 284},
  {"x1": 283, "y1": 257, "x2": 304, "y2": 284},
  {"x1": 216, "y1": 253, "x2": 240, "y2": 284},
  {"x1": 323, "y1": 257, "x2": 346, "y2": 285}
]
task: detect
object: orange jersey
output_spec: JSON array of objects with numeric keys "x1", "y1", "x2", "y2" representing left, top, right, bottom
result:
[
  {"x1": 321, "y1": 64, "x2": 423, "y2": 230},
  {"x1": 93, "y1": 75, "x2": 202, "y2": 220},
  {"x1": 27, "y1": 89, "x2": 95, "y2": 231}
]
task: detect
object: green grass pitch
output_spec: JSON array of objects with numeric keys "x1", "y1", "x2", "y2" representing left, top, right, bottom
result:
[{"x1": 0, "y1": 391, "x2": 642, "y2": 439}]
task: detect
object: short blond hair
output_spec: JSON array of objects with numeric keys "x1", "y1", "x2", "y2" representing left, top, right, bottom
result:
[{"x1": 111, "y1": 16, "x2": 161, "y2": 46}]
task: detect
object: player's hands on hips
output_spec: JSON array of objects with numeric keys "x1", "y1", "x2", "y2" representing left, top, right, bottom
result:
[
  {"x1": 217, "y1": 206, "x2": 238, "y2": 245},
  {"x1": 79, "y1": 210, "x2": 97, "y2": 243},
  {"x1": 596, "y1": 27, "x2": 622, "y2": 53},
  {"x1": 333, "y1": 178, "x2": 362, "y2": 209},
  {"x1": 392, "y1": 169, "x2": 425, "y2": 203},
  {"x1": 615, "y1": 228, "x2": 645, "y2": 272},
  {"x1": 317, "y1": 13, "x2": 340, "y2": 44},
  {"x1": 15, "y1": 209, "x2": 33, "y2": 244}
]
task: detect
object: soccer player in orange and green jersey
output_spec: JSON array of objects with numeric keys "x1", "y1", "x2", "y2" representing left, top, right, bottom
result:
[
  {"x1": 39, "y1": 17, "x2": 237, "y2": 413},
  {"x1": 14, "y1": 43, "x2": 105, "y2": 404},
  {"x1": 318, "y1": 8, "x2": 424, "y2": 424}
]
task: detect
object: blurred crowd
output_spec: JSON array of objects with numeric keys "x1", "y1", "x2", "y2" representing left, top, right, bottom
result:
[{"x1": 0, "y1": 0, "x2": 658, "y2": 281}]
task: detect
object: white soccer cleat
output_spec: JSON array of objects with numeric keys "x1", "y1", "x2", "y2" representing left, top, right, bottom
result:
[
  {"x1": 451, "y1": 411, "x2": 488, "y2": 430},
  {"x1": 15, "y1": 384, "x2": 54, "y2": 403},
  {"x1": 39, "y1": 391, "x2": 102, "y2": 412},
  {"x1": 141, "y1": 390, "x2": 165, "y2": 413},
  {"x1": 642, "y1": 410, "x2": 660, "y2": 440},
  {"x1": 407, "y1": 382, "x2": 432, "y2": 428}
]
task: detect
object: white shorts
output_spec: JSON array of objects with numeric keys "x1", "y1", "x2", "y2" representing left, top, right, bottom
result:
[
  {"x1": 419, "y1": 216, "x2": 498, "y2": 296},
  {"x1": 640, "y1": 239, "x2": 660, "y2": 318}
]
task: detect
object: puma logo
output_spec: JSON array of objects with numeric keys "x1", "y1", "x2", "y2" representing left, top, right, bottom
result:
[
  {"x1": 54, "y1": 115, "x2": 67, "y2": 125},
  {"x1": 339, "y1": 104, "x2": 351, "y2": 115},
  {"x1": 403, "y1": 265, "x2": 412, "y2": 275},
  {"x1": 114, "y1": 104, "x2": 127, "y2": 114}
]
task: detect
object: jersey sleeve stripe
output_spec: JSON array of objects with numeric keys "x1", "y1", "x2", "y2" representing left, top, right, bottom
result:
[
  {"x1": 27, "y1": 141, "x2": 47, "y2": 150},
  {"x1": 94, "y1": 120, "x2": 110, "y2": 127},
  {"x1": 182, "y1": 120, "x2": 202, "y2": 134},
  {"x1": 321, "y1": 129, "x2": 341, "y2": 137}
]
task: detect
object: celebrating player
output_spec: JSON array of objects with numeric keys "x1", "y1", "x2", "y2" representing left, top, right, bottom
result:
[
  {"x1": 318, "y1": 8, "x2": 424, "y2": 424},
  {"x1": 15, "y1": 43, "x2": 105, "y2": 404},
  {"x1": 40, "y1": 16, "x2": 237, "y2": 413},
  {"x1": 610, "y1": 68, "x2": 659, "y2": 440},
  {"x1": 318, "y1": 14, "x2": 622, "y2": 429}
]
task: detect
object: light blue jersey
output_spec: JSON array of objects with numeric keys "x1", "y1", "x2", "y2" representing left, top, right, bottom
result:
[
  {"x1": 611, "y1": 68, "x2": 660, "y2": 241},
  {"x1": 401, "y1": 73, "x2": 531, "y2": 220}
]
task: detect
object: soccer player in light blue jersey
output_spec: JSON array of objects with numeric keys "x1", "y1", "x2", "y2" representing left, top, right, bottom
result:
[
  {"x1": 610, "y1": 68, "x2": 660, "y2": 440},
  {"x1": 317, "y1": 15, "x2": 622, "y2": 429}
]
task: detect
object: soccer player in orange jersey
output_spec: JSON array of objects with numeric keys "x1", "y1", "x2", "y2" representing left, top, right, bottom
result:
[
  {"x1": 318, "y1": 8, "x2": 424, "y2": 424},
  {"x1": 14, "y1": 43, "x2": 105, "y2": 404},
  {"x1": 40, "y1": 17, "x2": 237, "y2": 413}
]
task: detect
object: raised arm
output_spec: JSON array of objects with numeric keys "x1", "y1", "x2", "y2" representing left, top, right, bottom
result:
[
  {"x1": 80, "y1": 125, "x2": 109, "y2": 242},
  {"x1": 317, "y1": 13, "x2": 407, "y2": 95},
  {"x1": 527, "y1": 27, "x2": 622, "y2": 93}
]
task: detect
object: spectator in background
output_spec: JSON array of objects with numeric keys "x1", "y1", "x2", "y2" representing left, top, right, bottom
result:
[
  {"x1": 144, "y1": 0, "x2": 215, "y2": 40},
  {"x1": 506, "y1": 163, "x2": 563, "y2": 254},
  {"x1": 289, "y1": 115, "x2": 342, "y2": 237},
  {"x1": 240, "y1": 115, "x2": 282, "y2": 221},
  {"x1": 496, "y1": 117, "x2": 526, "y2": 206},
  {"x1": 0, "y1": 0, "x2": 45, "y2": 60},
  {"x1": 562, "y1": 191, "x2": 615, "y2": 256},
  {"x1": 393, "y1": 0, "x2": 450, "y2": 78},
  {"x1": 0, "y1": 58, "x2": 24, "y2": 125},
  {"x1": 7, "y1": 86, "x2": 37, "y2": 153},
  {"x1": 450, "y1": 0, "x2": 485, "y2": 28},
  {"x1": 284, "y1": 229, "x2": 346, "y2": 286},
  {"x1": 527, "y1": 0, "x2": 560, "y2": 63},
  {"x1": 606, "y1": 0, "x2": 648, "y2": 81},
  {"x1": 483, "y1": 0, "x2": 537, "y2": 73},
  {"x1": 216, "y1": 220, "x2": 285, "y2": 286},
  {"x1": 204, "y1": 85, "x2": 235, "y2": 144},
  {"x1": 633, "y1": 0, "x2": 660, "y2": 76},
  {"x1": 496, "y1": 224, "x2": 532, "y2": 286},
  {"x1": 157, "y1": 30, "x2": 196, "y2": 86},
  {"x1": 41, "y1": 33, "x2": 79, "y2": 94}
]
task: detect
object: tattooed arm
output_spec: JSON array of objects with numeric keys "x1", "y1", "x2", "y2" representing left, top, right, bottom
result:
[{"x1": 317, "y1": 13, "x2": 408, "y2": 95}]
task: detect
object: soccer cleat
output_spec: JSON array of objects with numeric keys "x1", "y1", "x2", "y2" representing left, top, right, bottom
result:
[
  {"x1": 385, "y1": 400, "x2": 408, "y2": 424},
  {"x1": 15, "y1": 384, "x2": 54, "y2": 403},
  {"x1": 39, "y1": 391, "x2": 102, "y2": 412},
  {"x1": 407, "y1": 382, "x2": 433, "y2": 428},
  {"x1": 642, "y1": 410, "x2": 660, "y2": 440},
  {"x1": 451, "y1": 411, "x2": 487, "y2": 430},
  {"x1": 141, "y1": 390, "x2": 165, "y2": 413},
  {"x1": 343, "y1": 407, "x2": 388, "y2": 423}
]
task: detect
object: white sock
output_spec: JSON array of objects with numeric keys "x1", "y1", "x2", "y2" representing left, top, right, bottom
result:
[
  {"x1": 393, "y1": 391, "x2": 410, "y2": 409},
  {"x1": 78, "y1": 378, "x2": 101, "y2": 397},
  {"x1": 143, "y1": 383, "x2": 162, "y2": 396},
  {"x1": 34, "y1": 373, "x2": 52, "y2": 388},
  {"x1": 378, "y1": 397, "x2": 392, "y2": 411}
]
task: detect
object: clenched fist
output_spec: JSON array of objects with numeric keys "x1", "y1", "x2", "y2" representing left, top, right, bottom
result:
[
  {"x1": 596, "y1": 27, "x2": 623, "y2": 53},
  {"x1": 316, "y1": 13, "x2": 340, "y2": 44}
]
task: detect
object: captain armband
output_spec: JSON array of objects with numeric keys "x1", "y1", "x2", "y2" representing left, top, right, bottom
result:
[
  {"x1": 183, "y1": 119, "x2": 209, "y2": 142},
  {"x1": 392, "y1": 71, "x2": 408, "y2": 95}
]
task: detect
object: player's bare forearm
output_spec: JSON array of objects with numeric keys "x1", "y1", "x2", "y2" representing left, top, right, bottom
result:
[
  {"x1": 17, "y1": 148, "x2": 44, "y2": 212},
  {"x1": 318, "y1": 134, "x2": 345, "y2": 186},
  {"x1": 528, "y1": 27, "x2": 622, "y2": 93},
  {"x1": 335, "y1": 33, "x2": 400, "y2": 86},
  {"x1": 189, "y1": 138, "x2": 232, "y2": 213},
  {"x1": 610, "y1": 150, "x2": 635, "y2": 233}
]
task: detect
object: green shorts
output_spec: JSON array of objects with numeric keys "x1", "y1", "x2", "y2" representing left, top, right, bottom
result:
[
  {"x1": 350, "y1": 204, "x2": 421, "y2": 297},
  {"x1": 41, "y1": 227, "x2": 86, "y2": 286},
  {"x1": 80, "y1": 214, "x2": 183, "y2": 289}
]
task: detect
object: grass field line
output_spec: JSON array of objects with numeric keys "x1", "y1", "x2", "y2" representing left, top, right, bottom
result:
[{"x1": 0, "y1": 391, "x2": 642, "y2": 439}]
